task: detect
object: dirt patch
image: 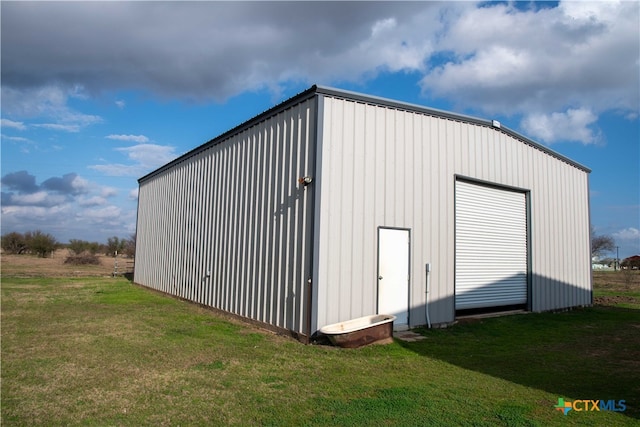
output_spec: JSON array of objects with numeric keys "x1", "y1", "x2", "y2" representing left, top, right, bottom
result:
[{"x1": 594, "y1": 295, "x2": 639, "y2": 306}]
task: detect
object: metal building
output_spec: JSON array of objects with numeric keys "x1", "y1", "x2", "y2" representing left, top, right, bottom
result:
[{"x1": 134, "y1": 85, "x2": 592, "y2": 342}]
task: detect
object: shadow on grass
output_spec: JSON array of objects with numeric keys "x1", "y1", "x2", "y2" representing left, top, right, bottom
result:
[{"x1": 397, "y1": 306, "x2": 640, "y2": 420}]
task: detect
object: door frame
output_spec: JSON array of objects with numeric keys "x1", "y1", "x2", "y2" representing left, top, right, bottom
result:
[{"x1": 376, "y1": 226, "x2": 411, "y2": 327}]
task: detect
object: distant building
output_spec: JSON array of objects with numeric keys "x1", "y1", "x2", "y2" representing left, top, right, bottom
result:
[
  {"x1": 134, "y1": 85, "x2": 592, "y2": 342},
  {"x1": 622, "y1": 255, "x2": 640, "y2": 269},
  {"x1": 592, "y1": 257, "x2": 614, "y2": 270}
]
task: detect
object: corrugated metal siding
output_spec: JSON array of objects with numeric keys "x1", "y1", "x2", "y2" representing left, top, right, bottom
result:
[
  {"x1": 315, "y1": 95, "x2": 591, "y2": 329},
  {"x1": 455, "y1": 180, "x2": 528, "y2": 310},
  {"x1": 135, "y1": 87, "x2": 591, "y2": 336},
  {"x1": 135, "y1": 98, "x2": 316, "y2": 336},
  {"x1": 314, "y1": 98, "x2": 458, "y2": 329}
]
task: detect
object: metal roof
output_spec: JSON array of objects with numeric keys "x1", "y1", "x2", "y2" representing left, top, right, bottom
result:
[{"x1": 139, "y1": 85, "x2": 590, "y2": 183}]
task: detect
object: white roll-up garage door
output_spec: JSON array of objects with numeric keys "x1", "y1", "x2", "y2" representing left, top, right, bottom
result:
[{"x1": 455, "y1": 180, "x2": 528, "y2": 310}]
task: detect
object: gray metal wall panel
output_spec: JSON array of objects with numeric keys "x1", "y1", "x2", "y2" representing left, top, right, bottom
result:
[
  {"x1": 134, "y1": 98, "x2": 317, "y2": 336},
  {"x1": 315, "y1": 95, "x2": 591, "y2": 329}
]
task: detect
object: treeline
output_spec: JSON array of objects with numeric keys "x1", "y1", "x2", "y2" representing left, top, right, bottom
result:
[
  {"x1": 1, "y1": 231, "x2": 136, "y2": 261},
  {"x1": 67, "y1": 236, "x2": 136, "y2": 258}
]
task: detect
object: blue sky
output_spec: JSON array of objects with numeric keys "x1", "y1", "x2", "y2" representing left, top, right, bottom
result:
[{"x1": 1, "y1": 1, "x2": 639, "y2": 259}]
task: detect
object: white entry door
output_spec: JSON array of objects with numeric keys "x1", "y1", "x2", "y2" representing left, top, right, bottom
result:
[{"x1": 377, "y1": 227, "x2": 410, "y2": 327}]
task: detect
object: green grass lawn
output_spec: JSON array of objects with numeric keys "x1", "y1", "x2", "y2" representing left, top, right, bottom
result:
[{"x1": 1, "y1": 274, "x2": 638, "y2": 426}]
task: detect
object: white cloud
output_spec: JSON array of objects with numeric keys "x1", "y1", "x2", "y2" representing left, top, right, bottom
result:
[
  {"x1": 106, "y1": 134, "x2": 150, "y2": 143},
  {"x1": 89, "y1": 164, "x2": 141, "y2": 177},
  {"x1": 42, "y1": 173, "x2": 90, "y2": 195},
  {"x1": 78, "y1": 196, "x2": 108, "y2": 207},
  {"x1": 5, "y1": 191, "x2": 67, "y2": 207},
  {"x1": 129, "y1": 188, "x2": 139, "y2": 200},
  {"x1": 1, "y1": 85, "x2": 102, "y2": 130},
  {"x1": 1, "y1": 134, "x2": 31, "y2": 142},
  {"x1": 419, "y1": 1, "x2": 639, "y2": 143},
  {"x1": 614, "y1": 227, "x2": 640, "y2": 241},
  {"x1": 71, "y1": 175, "x2": 91, "y2": 194},
  {"x1": 34, "y1": 123, "x2": 81, "y2": 132},
  {"x1": 2, "y1": 171, "x2": 92, "y2": 198},
  {"x1": 1, "y1": 118, "x2": 27, "y2": 130},
  {"x1": 521, "y1": 108, "x2": 601, "y2": 145},
  {"x1": 421, "y1": 2, "x2": 638, "y2": 107},
  {"x1": 89, "y1": 143, "x2": 177, "y2": 177},
  {"x1": 1, "y1": 86, "x2": 67, "y2": 118},
  {"x1": 115, "y1": 100, "x2": 125, "y2": 109},
  {"x1": 118, "y1": 143, "x2": 176, "y2": 167},
  {"x1": 80, "y1": 205, "x2": 122, "y2": 221},
  {"x1": 100, "y1": 186, "x2": 118, "y2": 198},
  {"x1": 1, "y1": 203, "x2": 72, "y2": 223}
]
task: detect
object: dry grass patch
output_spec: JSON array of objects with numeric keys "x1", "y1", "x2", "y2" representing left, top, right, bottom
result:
[{"x1": 1, "y1": 249, "x2": 123, "y2": 277}]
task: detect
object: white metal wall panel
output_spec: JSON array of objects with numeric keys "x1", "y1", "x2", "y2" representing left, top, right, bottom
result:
[
  {"x1": 315, "y1": 92, "x2": 590, "y2": 331},
  {"x1": 455, "y1": 181, "x2": 528, "y2": 310},
  {"x1": 135, "y1": 97, "x2": 316, "y2": 337},
  {"x1": 314, "y1": 98, "x2": 459, "y2": 330}
]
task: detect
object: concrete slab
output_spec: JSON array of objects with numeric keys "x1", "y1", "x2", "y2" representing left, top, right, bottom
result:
[{"x1": 394, "y1": 331, "x2": 427, "y2": 342}]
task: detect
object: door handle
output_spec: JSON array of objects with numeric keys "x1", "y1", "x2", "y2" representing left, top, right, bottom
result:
[{"x1": 378, "y1": 276, "x2": 383, "y2": 280}]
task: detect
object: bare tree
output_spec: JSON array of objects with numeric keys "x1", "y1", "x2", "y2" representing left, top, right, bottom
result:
[
  {"x1": 591, "y1": 226, "x2": 615, "y2": 258},
  {"x1": 123, "y1": 233, "x2": 136, "y2": 258}
]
